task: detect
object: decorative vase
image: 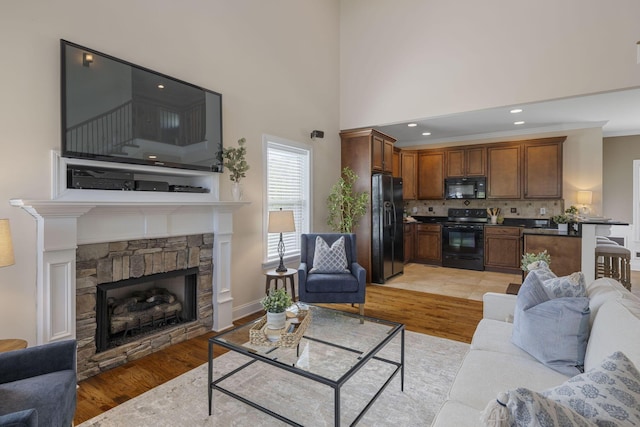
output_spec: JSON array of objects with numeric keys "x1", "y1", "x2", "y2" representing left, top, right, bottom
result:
[
  {"x1": 557, "y1": 223, "x2": 568, "y2": 233},
  {"x1": 231, "y1": 182, "x2": 243, "y2": 201},
  {"x1": 266, "y1": 311, "x2": 286, "y2": 330}
]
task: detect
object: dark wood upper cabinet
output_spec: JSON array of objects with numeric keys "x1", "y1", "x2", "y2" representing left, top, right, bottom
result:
[
  {"x1": 372, "y1": 134, "x2": 394, "y2": 174},
  {"x1": 523, "y1": 137, "x2": 565, "y2": 199},
  {"x1": 401, "y1": 150, "x2": 417, "y2": 200},
  {"x1": 446, "y1": 146, "x2": 486, "y2": 178},
  {"x1": 487, "y1": 144, "x2": 521, "y2": 199},
  {"x1": 418, "y1": 150, "x2": 445, "y2": 200},
  {"x1": 392, "y1": 147, "x2": 401, "y2": 177}
]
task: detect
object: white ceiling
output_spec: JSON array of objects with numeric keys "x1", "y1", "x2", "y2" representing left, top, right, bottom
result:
[{"x1": 375, "y1": 88, "x2": 640, "y2": 147}]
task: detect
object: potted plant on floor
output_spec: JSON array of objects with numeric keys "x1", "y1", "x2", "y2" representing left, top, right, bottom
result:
[
  {"x1": 261, "y1": 288, "x2": 292, "y2": 329},
  {"x1": 327, "y1": 167, "x2": 369, "y2": 233}
]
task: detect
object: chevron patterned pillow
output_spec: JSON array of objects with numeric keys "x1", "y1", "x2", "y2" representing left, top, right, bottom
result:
[{"x1": 309, "y1": 236, "x2": 350, "y2": 274}]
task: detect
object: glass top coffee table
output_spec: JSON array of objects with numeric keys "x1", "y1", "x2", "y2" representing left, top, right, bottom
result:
[{"x1": 208, "y1": 304, "x2": 404, "y2": 426}]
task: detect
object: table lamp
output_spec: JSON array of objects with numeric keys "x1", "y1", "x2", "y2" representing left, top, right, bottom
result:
[
  {"x1": 268, "y1": 209, "x2": 295, "y2": 272},
  {"x1": 0, "y1": 219, "x2": 15, "y2": 268},
  {"x1": 577, "y1": 191, "x2": 593, "y2": 216}
]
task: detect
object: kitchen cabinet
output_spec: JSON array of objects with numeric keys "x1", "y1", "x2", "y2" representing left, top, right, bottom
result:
[
  {"x1": 393, "y1": 147, "x2": 401, "y2": 177},
  {"x1": 340, "y1": 128, "x2": 397, "y2": 283},
  {"x1": 415, "y1": 223, "x2": 441, "y2": 264},
  {"x1": 417, "y1": 150, "x2": 445, "y2": 200},
  {"x1": 404, "y1": 223, "x2": 415, "y2": 263},
  {"x1": 372, "y1": 134, "x2": 395, "y2": 174},
  {"x1": 401, "y1": 150, "x2": 417, "y2": 200},
  {"x1": 484, "y1": 226, "x2": 522, "y2": 273},
  {"x1": 523, "y1": 233, "x2": 581, "y2": 277},
  {"x1": 446, "y1": 146, "x2": 486, "y2": 178},
  {"x1": 523, "y1": 138, "x2": 564, "y2": 199},
  {"x1": 487, "y1": 144, "x2": 521, "y2": 199}
]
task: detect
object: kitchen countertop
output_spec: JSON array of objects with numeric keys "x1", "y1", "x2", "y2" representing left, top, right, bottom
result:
[{"x1": 520, "y1": 228, "x2": 580, "y2": 237}]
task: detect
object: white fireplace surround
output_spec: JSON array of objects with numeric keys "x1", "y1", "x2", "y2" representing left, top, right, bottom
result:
[{"x1": 11, "y1": 152, "x2": 247, "y2": 345}]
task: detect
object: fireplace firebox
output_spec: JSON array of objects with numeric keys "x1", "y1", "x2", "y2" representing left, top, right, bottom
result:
[{"x1": 96, "y1": 268, "x2": 198, "y2": 352}]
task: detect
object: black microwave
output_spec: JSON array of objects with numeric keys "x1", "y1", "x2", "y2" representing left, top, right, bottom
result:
[{"x1": 445, "y1": 177, "x2": 486, "y2": 199}]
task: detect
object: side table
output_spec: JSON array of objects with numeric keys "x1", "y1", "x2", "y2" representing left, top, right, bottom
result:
[
  {"x1": 0, "y1": 338, "x2": 27, "y2": 353},
  {"x1": 264, "y1": 268, "x2": 297, "y2": 301}
]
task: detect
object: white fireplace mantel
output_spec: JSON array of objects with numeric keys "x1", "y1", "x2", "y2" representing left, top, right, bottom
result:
[{"x1": 11, "y1": 198, "x2": 248, "y2": 344}]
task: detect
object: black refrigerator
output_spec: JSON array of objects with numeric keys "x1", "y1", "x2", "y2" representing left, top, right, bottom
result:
[{"x1": 371, "y1": 174, "x2": 404, "y2": 284}]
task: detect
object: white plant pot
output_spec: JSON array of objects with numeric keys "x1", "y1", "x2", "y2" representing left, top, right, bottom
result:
[
  {"x1": 557, "y1": 223, "x2": 568, "y2": 233},
  {"x1": 231, "y1": 182, "x2": 243, "y2": 201},
  {"x1": 266, "y1": 311, "x2": 286, "y2": 330}
]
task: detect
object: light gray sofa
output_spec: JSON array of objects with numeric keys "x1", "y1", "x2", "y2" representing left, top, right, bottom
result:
[{"x1": 432, "y1": 277, "x2": 640, "y2": 426}]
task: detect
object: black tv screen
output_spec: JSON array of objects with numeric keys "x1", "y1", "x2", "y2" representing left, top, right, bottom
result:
[{"x1": 61, "y1": 40, "x2": 223, "y2": 172}]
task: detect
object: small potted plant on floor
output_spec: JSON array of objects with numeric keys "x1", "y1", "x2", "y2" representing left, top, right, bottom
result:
[{"x1": 261, "y1": 288, "x2": 292, "y2": 329}]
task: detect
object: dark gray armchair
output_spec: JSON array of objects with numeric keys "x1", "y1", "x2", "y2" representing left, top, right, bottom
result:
[
  {"x1": 0, "y1": 339, "x2": 77, "y2": 427},
  {"x1": 298, "y1": 233, "x2": 366, "y2": 316}
]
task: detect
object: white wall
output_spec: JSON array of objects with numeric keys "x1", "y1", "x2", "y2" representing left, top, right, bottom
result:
[
  {"x1": 0, "y1": 0, "x2": 341, "y2": 344},
  {"x1": 340, "y1": 0, "x2": 640, "y2": 129}
]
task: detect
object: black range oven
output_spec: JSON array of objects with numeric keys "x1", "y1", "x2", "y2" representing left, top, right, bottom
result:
[{"x1": 441, "y1": 208, "x2": 486, "y2": 271}]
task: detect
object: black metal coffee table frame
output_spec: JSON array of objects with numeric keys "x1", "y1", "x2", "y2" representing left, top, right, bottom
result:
[{"x1": 208, "y1": 306, "x2": 404, "y2": 426}]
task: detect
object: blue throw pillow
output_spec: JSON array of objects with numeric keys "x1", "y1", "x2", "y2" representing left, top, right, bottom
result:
[
  {"x1": 512, "y1": 268, "x2": 590, "y2": 376},
  {"x1": 543, "y1": 351, "x2": 640, "y2": 425}
]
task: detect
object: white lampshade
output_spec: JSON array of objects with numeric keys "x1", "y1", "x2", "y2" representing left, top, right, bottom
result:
[
  {"x1": 577, "y1": 190, "x2": 593, "y2": 205},
  {"x1": 268, "y1": 210, "x2": 296, "y2": 233},
  {"x1": 0, "y1": 219, "x2": 15, "y2": 268}
]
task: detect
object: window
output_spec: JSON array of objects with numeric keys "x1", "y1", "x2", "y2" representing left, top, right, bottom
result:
[{"x1": 264, "y1": 135, "x2": 312, "y2": 265}]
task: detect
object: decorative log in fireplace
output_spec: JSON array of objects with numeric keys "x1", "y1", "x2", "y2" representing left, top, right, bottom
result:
[{"x1": 96, "y1": 267, "x2": 198, "y2": 352}]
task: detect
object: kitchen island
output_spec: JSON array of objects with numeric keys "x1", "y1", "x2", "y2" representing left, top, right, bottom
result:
[{"x1": 522, "y1": 228, "x2": 581, "y2": 277}]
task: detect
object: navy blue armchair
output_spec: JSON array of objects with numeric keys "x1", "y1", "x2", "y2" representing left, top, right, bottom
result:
[
  {"x1": 0, "y1": 339, "x2": 77, "y2": 427},
  {"x1": 298, "y1": 233, "x2": 366, "y2": 317}
]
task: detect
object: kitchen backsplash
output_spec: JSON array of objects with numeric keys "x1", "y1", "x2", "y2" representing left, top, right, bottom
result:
[{"x1": 404, "y1": 199, "x2": 567, "y2": 219}]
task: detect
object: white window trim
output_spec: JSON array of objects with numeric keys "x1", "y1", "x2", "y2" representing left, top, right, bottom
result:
[{"x1": 262, "y1": 134, "x2": 313, "y2": 268}]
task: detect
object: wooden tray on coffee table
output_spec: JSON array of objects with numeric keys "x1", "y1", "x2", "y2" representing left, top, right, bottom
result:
[{"x1": 249, "y1": 309, "x2": 311, "y2": 348}]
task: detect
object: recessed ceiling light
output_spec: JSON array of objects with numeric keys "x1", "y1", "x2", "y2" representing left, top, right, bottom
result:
[
  {"x1": 157, "y1": 84, "x2": 165, "y2": 89},
  {"x1": 510, "y1": 108, "x2": 523, "y2": 114},
  {"x1": 514, "y1": 121, "x2": 525, "y2": 125},
  {"x1": 407, "y1": 123, "x2": 417, "y2": 127},
  {"x1": 422, "y1": 132, "x2": 431, "y2": 136},
  {"x1": 148, "y1": 155, "x2": 157, "y2": 159}
]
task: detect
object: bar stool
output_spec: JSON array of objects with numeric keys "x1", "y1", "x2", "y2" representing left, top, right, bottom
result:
[{"x1": 594, "y1": 244, "x2": 632, "y2": 290}]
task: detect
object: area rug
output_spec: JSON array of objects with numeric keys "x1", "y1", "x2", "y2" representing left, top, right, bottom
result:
[{"x1": 79, "y1": 331, "x2": 469, "y2": 426}]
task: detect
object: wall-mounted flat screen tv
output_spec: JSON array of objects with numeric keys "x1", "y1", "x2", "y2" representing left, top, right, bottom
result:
[{"x1": 61, "y1": 40, "x2": 223, "y2": 172}]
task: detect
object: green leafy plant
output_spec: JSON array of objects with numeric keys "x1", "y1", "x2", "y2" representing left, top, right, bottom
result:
[
  {"x1": 565, "y1": 205, "x2": 579, "y2": 216},
  {"x1": 221, "y1": 137, "x2": 249, "y2": 182},
  {"x1": 327, "y1": 167, "x2": 369, "y2": 233},
  {"x1": 551, "y1": 214, "x2": 569, "y2": 224},
  {"x1": 261, "y1": 288, "x2": 292, "y2": 313},
  {"x1": 521, "y1": 250, "x2": 551, "y2": 271}
]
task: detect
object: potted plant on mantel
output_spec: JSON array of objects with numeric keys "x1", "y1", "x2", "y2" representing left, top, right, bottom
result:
[
  {"x1": 261, "y1": 288, "x2": 292, "y2": 329},
  {"x1": 221, "y1": 137, "x2": 249, "y2": 201}
]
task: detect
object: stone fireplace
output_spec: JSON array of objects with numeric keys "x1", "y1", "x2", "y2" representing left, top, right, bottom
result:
[
  {"x1": 12, "y1": 195, "x2": 245, "y2": 382},
  {"x1": 11, "y1": 153, "x2": 246, "y2": 379},
  {"x1": 76, "y1": 234, "x2": 213, "y2": 380}
]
